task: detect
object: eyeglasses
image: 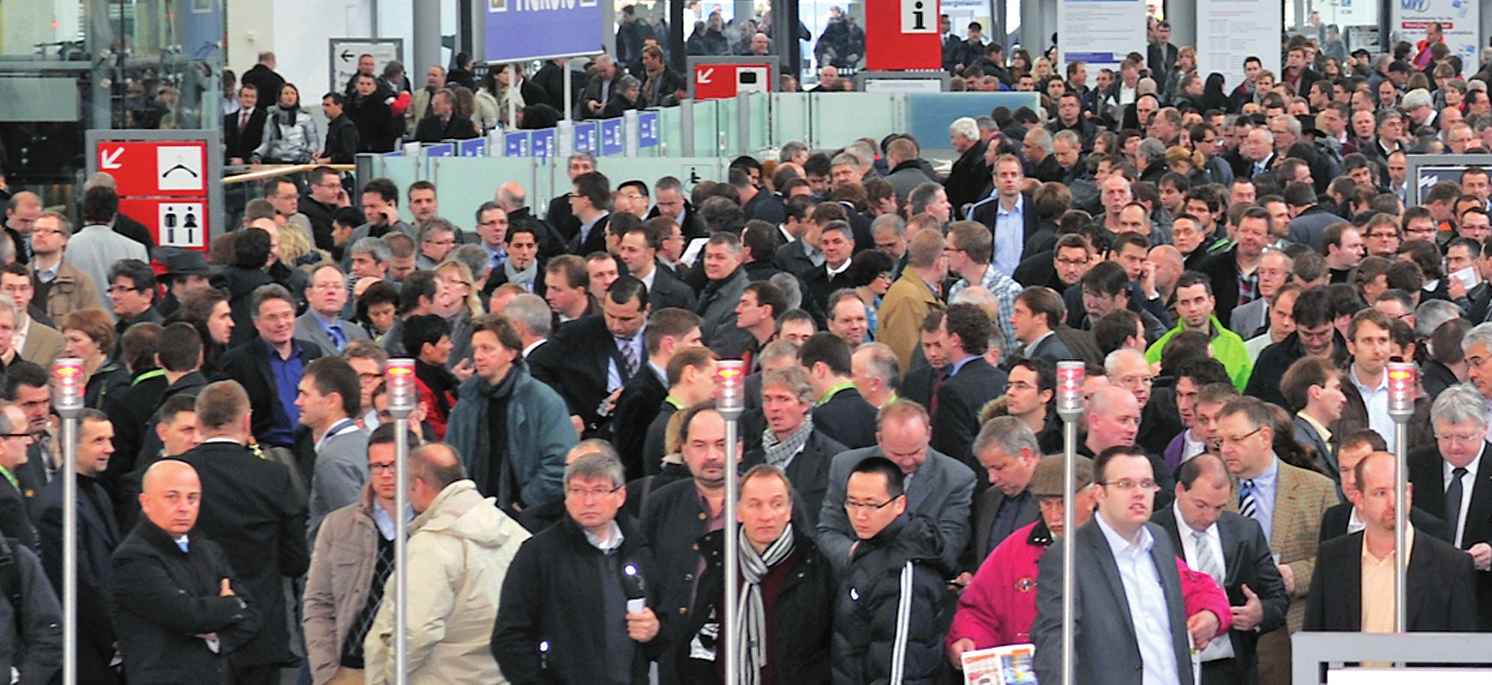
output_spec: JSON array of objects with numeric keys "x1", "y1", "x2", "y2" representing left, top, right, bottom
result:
[
  {"x1": 106, "y1": 285, "x2": 145, "y2": 294},
  {"x1": 369, "y1": 462, "x2": 397, "y2": 472},
  {"x1": 0, "y1": 433, "x2": 30, "y2": 439},
  {"x1": 1435, "y1": 432, "x2": 1484, "y2": 445},
  {"x1": 1099, "y1": 479, "x2": 1159, "y2": 491},
  {"x1": 567, "y1": 484, "x2": 623, "y2": 500},
  {"x1": 845, "y1": 495, "x2": 902, "y2": 512},
  {"x1": 1218, "y1": 426, "x2": 1265, "y2": 447}
]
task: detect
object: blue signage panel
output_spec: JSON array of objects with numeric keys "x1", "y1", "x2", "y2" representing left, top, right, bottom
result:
[
  {"x1": 599, "y1": 119, "x2": 624, "y2": 156},
  {"x1": 504, "y1": 132, "x2": 530, "y2": 157},
  {"x1": 638, "y1": 111, "x2": 659, "y2": 148},
  {"x1": 425, "y1": 143, "x2": 454, "y2": 157},
  {"x1": 531, "y1": 129, "x2": 556, "y2": 160},
  {"x1": 484, "y1": 0, "x2": 603, "y2": 62},
  {"x1": 459, "y1": 138, "x2": 488, "y2": 157},
  {"x1": 572, "y1": 122, "x2": 598, "y2": 154}
]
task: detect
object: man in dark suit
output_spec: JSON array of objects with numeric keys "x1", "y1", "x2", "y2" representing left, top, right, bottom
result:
[
  {"x1": 930, "y1": 304, "x2": 1007, "y2": 468},
  {"x1": 176, "y1": 380, "x2": 308, "y2": 685},
  {"x1": 33, "y1": 409, "x2": 120, "y2": 685},
  {"x1": 567, "y1": 171, "x2": 612, "y2": 256},
  {"x1": 1306, "y1": 450, "x2": 1479, "y2": 632},
  {"x1": 816, "y1": 400, "x2": 976, "y2": 572},
  {"x1": 1032, "y1": 446, "x2": 1230, "y2": 685},
  {"x1": 1407, "y1": 383, "x2": 1492, "y2": 630},
  {"x1": 110, "y1": 460, "x2": 260, "y2": 685},
  {"x1": 743, "y1": 366, "x2": 847, "y2": 530},
  {"x1": 411, "y1": 89, "x2": 478, "y2": 142},
  {"x1": 216, "y1": 283, "x2": 324, "y2": 448},
  {"x1": 294, "y1": 264, "x2": 371, "y2": 355},
  {"x1": 966, "y1": 417, "x2": 1042, "y2": 571},
  {"x1": 800, "y1": 332, "x2": 878, "y2": 449},
  {"x1": 615, "y1": 223, "x2": 697, "y2": 312},
  {"x1": 1318, "y1": 430, "x2": 1452, "y2": 543},
  {"x1": 609, "y1": 308, "x2": 701, "y2": 479},
  {"x1": 543, "y1": 153, "x2": 595, "y2": 242},
  {"x1": 223, "y1": 85, "x2": 268, "y2": 165},
  {"x1": 0, "y1": 402, "x2": 37, "y2": 552},
  {"x1": 1010, "y1": 286, "x2": 1076, "y2": 367},
  {"x1": 545, "y1": 277, "x2": 649, "y2": 438},
  {"x1": 1154, "y1": 454, "x2": 1289, "y2": 685}
]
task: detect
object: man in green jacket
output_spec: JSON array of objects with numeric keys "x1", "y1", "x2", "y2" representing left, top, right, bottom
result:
[{"x1": 1146, "y1": 272, "x2": 1253, "y2": 390}]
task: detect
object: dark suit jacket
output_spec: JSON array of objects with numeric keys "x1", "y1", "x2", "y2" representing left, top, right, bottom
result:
[
  {"x1": 969, "y1": 488, "x2": 1040, "y2": 567},
  {"x1": 412, "y1": 113, "x2": 479, "y2": 142},
  {"x1": 1407, "y1": 442, "x2": 1492, "y2": 629},
  {"x1": 0, "y1": 479, "x2": 38, "y2": 553},
  {"x1": 1303, "y1": 530, "x2": 1478, "y2": 632},
  {"x1": 34, "y1": 473, "x2": 118, "y2": 683},
  {"x1": 569, "y1": 213, "x2": 611, "y2": 256},
  {"x1": 816, "y1": 445, "x2": 976, "y2": 571},
  {"x1": 546, "y1": 315, "x2": 632, "y2": 436},
  {"x1": 215, "y1": 337, "x2": 324, "y2": 446},
  {"x1": 1019, "y1": 331, "x2": 1075, "y2": 367},
  {"x1": 743, "y1": 428, "x2": 846, "y2": 531},
  {"x1": 109, "y1": 519, "x2": 261, "y2": 685},
  {"x1": 177, "y1": 441, "x2": 309, "y2": 668},
  {"x1": 223, "y1": 107, "x2": 267, "y2": 161},
  {"x1": 969, "y1": 192, "x2": 1041, "y2": 267},
  {"x1": 544, "y1": 193, "x2": 580, "y2": 242},
  {"x1": 900, "y1": 364, "x2": 936, "y2": 409},
  {"x1": 1032, "y1": 519, "x2": 1195, "y2": 685},
  {"x1": 1293, "y1": 415, "x2": 1336, "y2": 486},
  {"x1": 611, "y1": 367, "x2": 668, "y2": 480},
  {"x1": 1318, "y1": 502, "x2": 1451, "y2": 544},
  {"x1": 647, "y1": 267, "x2": 699, "y2": 312},
  {"x1": 811, "y1": 385, "x2": 877, "y2": 449},
  {"x1": 929, "y1": 357, "x2": 1007, "y2": 470},
  {"x1": 1153, "y1": 508, "x2": 1289, "y2": 685}
]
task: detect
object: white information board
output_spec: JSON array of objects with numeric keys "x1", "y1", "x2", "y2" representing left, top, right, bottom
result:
[
  {"x1": 1056, "y1": 0, "x2": 1147, "y2": 71},
  {"x1": 1196, "y1": 0, "x2": 1282, "y2": 103},
  {"x1": 1390, "y1": 0, "x2": 1481, "y2": 69},
  {"x1": 328, "y1": 38, "x2": 404, "y2": 94}
]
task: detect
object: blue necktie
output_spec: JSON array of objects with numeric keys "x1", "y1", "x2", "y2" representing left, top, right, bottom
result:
[
  {"x1": 329, "y1": 324, "x2": 347, "y2": 351},
  {"x1": 176, "y1": 538, "x2": 190, "y2": 553}
]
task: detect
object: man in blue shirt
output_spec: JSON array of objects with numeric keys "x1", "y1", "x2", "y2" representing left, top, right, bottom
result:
[{"x1": 218, "y1": 283, "x2": 324, "y2": 448}]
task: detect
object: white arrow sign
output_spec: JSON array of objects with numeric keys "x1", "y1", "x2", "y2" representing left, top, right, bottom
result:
[
  {"x1": 101, "y1": 147, "x2": 124, "y2": 170},
  {"x1": 698, "y1": 67, "x2": 715, "y2": 84}
]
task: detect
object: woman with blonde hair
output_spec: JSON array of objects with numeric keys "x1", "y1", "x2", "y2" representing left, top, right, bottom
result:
[
  {"x1": 435, "y1": 260, "x2": 484, "y2": 317},
  {"x1": 1166, "y1": 145, "x2": 1206, "y2": 183}
]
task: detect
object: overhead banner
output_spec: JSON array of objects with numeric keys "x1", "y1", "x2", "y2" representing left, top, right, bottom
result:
[
  {"x1": 1390, "y1": 0, "x2": 1481, "y2": 68},
  {"x1": 1196, "y1": 0, "x2": 1281, "y2": 102},
  {"x1": 1056, "y1": 0, "x2": 1146, "y2": 71},
  {"x1": 484, "y1": 0, "x2": 604, "y2": 63}
]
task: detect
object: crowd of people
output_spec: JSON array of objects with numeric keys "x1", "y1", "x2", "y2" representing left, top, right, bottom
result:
[{"x1": 6, "y1": 14, "x2": 1492, "y2": 685}]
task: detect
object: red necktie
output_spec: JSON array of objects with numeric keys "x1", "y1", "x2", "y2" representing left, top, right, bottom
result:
[{"x1": 239, "y1": 111, "x2": 249, "y2": 133}]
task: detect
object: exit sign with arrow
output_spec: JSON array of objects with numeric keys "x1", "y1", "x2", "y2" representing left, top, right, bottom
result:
[{"x1": 327, "y1": 38, "x2": 403, "y2": 94}]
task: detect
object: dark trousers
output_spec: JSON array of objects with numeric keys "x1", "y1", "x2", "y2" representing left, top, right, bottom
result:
[
  {"x1": 234, "y1": 663, "x2": 281, "y2": 685},
  {"x1": 1201, "y1": 656, "x2": 1248, "y2": 685}
]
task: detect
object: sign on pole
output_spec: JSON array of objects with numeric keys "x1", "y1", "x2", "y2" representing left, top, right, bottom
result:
[
  {"x1": 87, "y1": 129, "x2": 222, "y2": 252},
  {"x1": 1056, "y1": 0, "x2": 1146, "y2": 72},
  {"x1": 688, "y1": 57, "x2": 774, "y2": 100},
  {"x1": 1196, "y1": 0, "x2": 1281, "y2": 100},
  {"x1": 484, "y1": 0, "x2": 604, "y2": 63},
  {"x1": 865, "y1": 0, "x2": 942, "y2": 70},
  {"x1": 328, "y1": 38, "x2": 404, "y2": 94}
]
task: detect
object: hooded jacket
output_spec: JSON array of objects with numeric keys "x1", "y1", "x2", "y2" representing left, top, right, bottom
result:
[
  {"x1": 364, "y1": 479, "x2": 530, "y2": 685},
  {"x1": 831, "y1": 516, "x2": 951, "y2": 685}
]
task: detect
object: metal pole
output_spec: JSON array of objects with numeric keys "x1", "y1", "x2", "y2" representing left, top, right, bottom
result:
[
  {"x1": 564, "y1": 59, "x2": 574, "y2": 123},
  {"x1": 717, "y1": 361, "x2": 746, "y2": 685},
  {"x1": 385, "y1": 359, "x2": 417, "y2": 685},
  {"x1": 1385, "y1": 362, "x2": 1415, "y2": 634},
  {"x1": 508, "y1": 63, "x2": 518, "y2": 131},
  {"x1": 53, "y1": 358, "x2": 83, "y2": 685},
  {"x1": 1054, "y1": 362, "x2": 1086, "y2": 685}
]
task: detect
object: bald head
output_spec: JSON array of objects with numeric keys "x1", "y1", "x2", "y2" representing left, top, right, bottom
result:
[
  {"x1": 1149, "y1": 244, "x2": 1182, "y2": 267},
  {"x1": 1086, "y1": 386, "x2": 1142, "y2": 451},
  {"x1": 408, "y1": 443, "x2": 467, "y2": 512},
  {"x1": 497, "y1": 182, "x2": 527, "y2": 209},
  {"x1": 140, "y1": 460, "x2": 202, "y2": 537}
]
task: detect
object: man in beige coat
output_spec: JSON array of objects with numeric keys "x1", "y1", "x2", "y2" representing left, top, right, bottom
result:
[
  {"x1": 28, "y1": 212, "x2": 100, "y2": 325},
  {"x1": 875, "y1": 229, "x2": 947, "y2": 372},
  {"x1": 365, "y1": 442, "x2": 531, "y2": 685}
]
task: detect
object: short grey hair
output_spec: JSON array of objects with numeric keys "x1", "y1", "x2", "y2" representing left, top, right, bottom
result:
[
  {"x1": 948, "y1": 117, "x2": 979, "y2": 142},
  {"x1": 1024, "y1": 128, "x2": 1053, "y2": 154},
  {"x1": 972, "y1": 415, "x2": 1039, "y2": 461},
  {"x1": 778, "y1": 141, "x2": 808, "y2": 161},
  {"x1": 1052, "y1": 129, "x2": 1080, "y2": 149},
  {"x1": 853, "y1": 342, "x2": 900, "y2": 390},
  {"x1": 760, "y1": 339, "x2": 800, "y2": 365},
  {"x1": 617, "y1": 74, "x2": 641, "y2": 92},
  {"x1": 908, "y1": 182, "x2": 944, "y2": 216},
  {"x1": 418, "y1": 218, "x2": 458, "y2": 242},
  {"x1": 450, "y1": 244, "x2": 492, "y2": 280},
  {"x1": 503, "y1": 293, "x2": 553, "y2": 338},
  {"x1": 1137, "y1": 137, "x2": 1167, "y2": 164},
  {"x1": 0, "y1": 293, "x2": 18, "y2": 323},
  {"x1": 565, "y1": 450, "x2": 626, "y2": 489},
  {"x1": 351, "y1": 236, "x2": 392, "y2": 263},
  {"x1": 1104, "y1": 348, "x2": 1148, "y2": 378},
  {"x1": 1401, "y1": 88, "x2": 1433, "y2": 110},
  {"x1": 1461, "y1": 322, "x2": 1492, "y2": 357},
  {"x1": 768, "y1": 272, "x2": 802, "y2": 311},
  {"x1": 870, "y1": 214, "x2": 905, "y2": 238},
  {"x1": 1415, "y1": 299, "x2": 1462, "y2": 339},
  {"x1": 761, "y1": 366, "x2": 815, "y2": 404},
  {"x1": 830, "y1": 151, "x2": 861, "y2": 170},
  {"x1": 1431, "y1": 383, "x2": 1488, "y2": 426}
]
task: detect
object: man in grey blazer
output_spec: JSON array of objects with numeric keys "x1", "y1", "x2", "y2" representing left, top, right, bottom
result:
[
  {"x1": 817, "y1": 399, "x2": 976, "y2": 572},
  {"x1": 295, "y1": 263, "x2": 370, "y2": 354},
  {"x1": 297, "y1": 357, "x2": 370, "y2": 542},
  {"x1": 1032, "y1": 445, "x2": 1230, "y2": 685},
  {"x1": 1228, "y1": 251, "x2": 1292, "y2": 339}
]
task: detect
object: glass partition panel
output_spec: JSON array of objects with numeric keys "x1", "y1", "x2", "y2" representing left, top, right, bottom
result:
[{"x1": 809, "y1": 92, "x2": 892, "y2": 150}]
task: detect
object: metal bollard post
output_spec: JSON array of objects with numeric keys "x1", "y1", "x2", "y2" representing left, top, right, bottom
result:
[
  {"x1": 1054, "y1": 361, "x2": 1087, "y2": 685},
  {"x1": 1386, "y1": 362, "x2": 1415, "y2": 634},
  {"x1": 715, "y1": 360, "x2": 745, "y2": 685},
  {"x1": 384, "y1": 359, "x2": 417, "y2": 685},
  {"x1": 53, "y1": 358, "x2": 85, "y2": 685}
]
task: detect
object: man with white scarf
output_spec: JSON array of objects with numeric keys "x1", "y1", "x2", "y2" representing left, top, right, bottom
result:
[
  {"x1": 744, "y1": 366, "x2": 848, "y2": 529},
  {"x1": 678, "y1": 465, "x2": 837, "y2": 685}
]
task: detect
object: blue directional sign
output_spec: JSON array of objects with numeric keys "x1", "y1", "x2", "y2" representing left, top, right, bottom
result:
[
  {"x1": 599, "y1": 119, "x2": 624, "y2": 156},
  {"x1": 532, "y1": 129, "x2": 556, "y2": 160},
  {"x1": 504, "y1": 132, "x2": 530, "y2": 157},
  {"x1": 638, "y1": 111, "x2": 659, "y2": 148},
  {"x1": 458, "y1": 138, "x2": 487, "y2": 157},
  {"x1": 424, "y1": 143, "x2": 454, "y2": 157},
  {"x1": 573, "y1": 122, "x2": 598, "y2": 154}
]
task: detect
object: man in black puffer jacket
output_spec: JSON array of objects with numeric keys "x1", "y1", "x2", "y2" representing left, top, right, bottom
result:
[{"x1": 831, "y1": 456, "x2": 951, "y2": 685}]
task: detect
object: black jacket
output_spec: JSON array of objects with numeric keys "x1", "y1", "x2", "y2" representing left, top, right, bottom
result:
[
  {"x1": 0, "y1": 535, "x2": 61, "y2": 685},
  {"x1": 109, "y1": 519, "x2": 261, "y2": 685},
  {"x1": 216, "y1": 338, "x2": 324, "y2": 446},
  {"x1": 647, "y1": 267, "x2": 699, "y2": 312},
  {"x1": 929, "y1": 357, "x2": 1007, "y2": 471},
  {"x1": 1303, "y1": 530, "x2": 1478, "y2": 632},
  {"x1": 679, "y1": 527, "x2": 836, "y2": 685},
  {"x1": 569, "y1": 213, "x2": 612, "y2": 256},
  {"x1": 831, "y1": 516, "x2": 950, "y2": 685},
  {"x1": 223, "y1": 107, "x2": 267, "y2": 161},
  {"x1": 945, "y1": 142, "x2": 989, "y2": 217},
  {"x1": 639, "y1": 478, "x2": 718, "y2": 685},
  {"x1": 177, "y1": 441, "x2": 309, "y2": 668},
  {"x1": 1243, "y1": 331, "x2": 1348, "y2": 411},
  {"x1": 743, "y1": 429, "x2": 847, "y2": 531},
  {"x1": 1152, "y1": 508, "x2": 1289, "y2": 684},
  {"x1": 1408, "y1": 442, "x2": 1492, "y2": 630},
  {"x1": 0, "y1": 479, "x2": 37, "y2": 554},
  {"x1": 345, "y1": 92, "x2": 399, "y2": 153},
  {"x1": 812, "y1": 386, "x2": 878, "y2": 449},
  {"x1": 413, "y1": 113, "x2": 479, "y2": 142},
  {"x1": 545, "y1": 314, "x2": 631, "y2": 437},
  {"x1": 612, "y1": 367, "x2": 668, "y2": 481},
  {"x1": 210, "y1": 265, "x2": 276, "y2": 350},
  {"x1": 968, "y1": 192, "x2": 1041, "y2": 267},
  {"x1": 33, "y1": 473, "x2": 119, "y2": 684},
  {"x1": 1318, "y1": 502, "x2": 1451, "y2": 544},
  {"x1": 321, "y1": 114, "x2": 360, "y2": 164},
  {"x1": 239, "y1": 65, "x2": 285, "y2": 109},
  {"x1": 492, "y1": 514, "x2": 664, "y2": 685}
]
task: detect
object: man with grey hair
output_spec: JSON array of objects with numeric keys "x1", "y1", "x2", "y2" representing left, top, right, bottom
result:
[
  {"x1": 850, "y1": 342, "x2": 900, "y2": 408},
  {"x1": 1136, "y1": 138, "x2": 1169, "y2": 183},
  {"x1": 947, "y1": 116, "x2": 991, "y2": 213},
  {"x1": 1409, "y1": 382, "x2": 1492, "y2": 629},
  {"x1": 1415, "y1": 299, "x2": 1461, "y2": 340},
  {"x1": 415, "y1": 218, "x2": 459, "y2": 270},
  {"x1": 1022, "y1": 128, "x2": 1062, "y2": 183},
  {"x1": 746, "y1": 366, "x2": 847, "y2": 527},
  {"x1": 1460, "y1": 322, "x2": 1492, "y2": 412},
  {"x1": 493, "y1": 449, "x2": 663, "y2": 682},
  {"x1": 365, "y1": 443, "x2": 529, "y2": 684},
  {"x1": 1402, "y1": 87, "x2": 1437, "y2": 130},
  {"x1": 348, "y1": 236, "x2": 392, "y2": 282},
  {"x1": 967, "y1": 415, "x2": 1042, "y2": 566},
  {"x1": 501, "y1": 293, "x2": 552, "y2": 357},
  {"x1": 908, "y1": 182, "x2": 952, "y2": 225}
]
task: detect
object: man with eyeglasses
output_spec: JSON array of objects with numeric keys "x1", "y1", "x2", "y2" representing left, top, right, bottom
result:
[
  {"x1": 0, "y1": 402, "x2": 38, "y2": 551},
  {"x1": 300, "y1": 167, "x2": 351, "y2": 256},
  {"x1": 106, "y1": 258, "x2": 161, "y2": 352},
  {"x1": 1412, "y1": 362, "x2": 1492, "y2": 629},
  {"x1": 1153, "y1": 453, "x2": 1288, "y2": 685},
  {"x1": 297, "y1": 264, "x2": 369, "y2": 355},
  {"x1": 1214, "y1": 397, "x2": 1337, "y2": 683},
  {"x1": 1032, "y1": 445, "x2": 1231, "y2": 685},
  {"x1": 1107, "y1": 348, "x2": 1183, "y2": 458},
  {"x1": 415, "y1": 218, "x2": 459, "y2": 271}
]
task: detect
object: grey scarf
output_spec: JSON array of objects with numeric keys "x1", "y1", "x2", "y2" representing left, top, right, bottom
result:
[
  {"x1": 737, "y1": 523, "x2": 795, "y2": 685},
  {"x1": 761, "y1": 414, "x2": 813, "y2": 469},
  {"x1": 503, "y1": 258, "x2": 537, "y2": 288}
]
